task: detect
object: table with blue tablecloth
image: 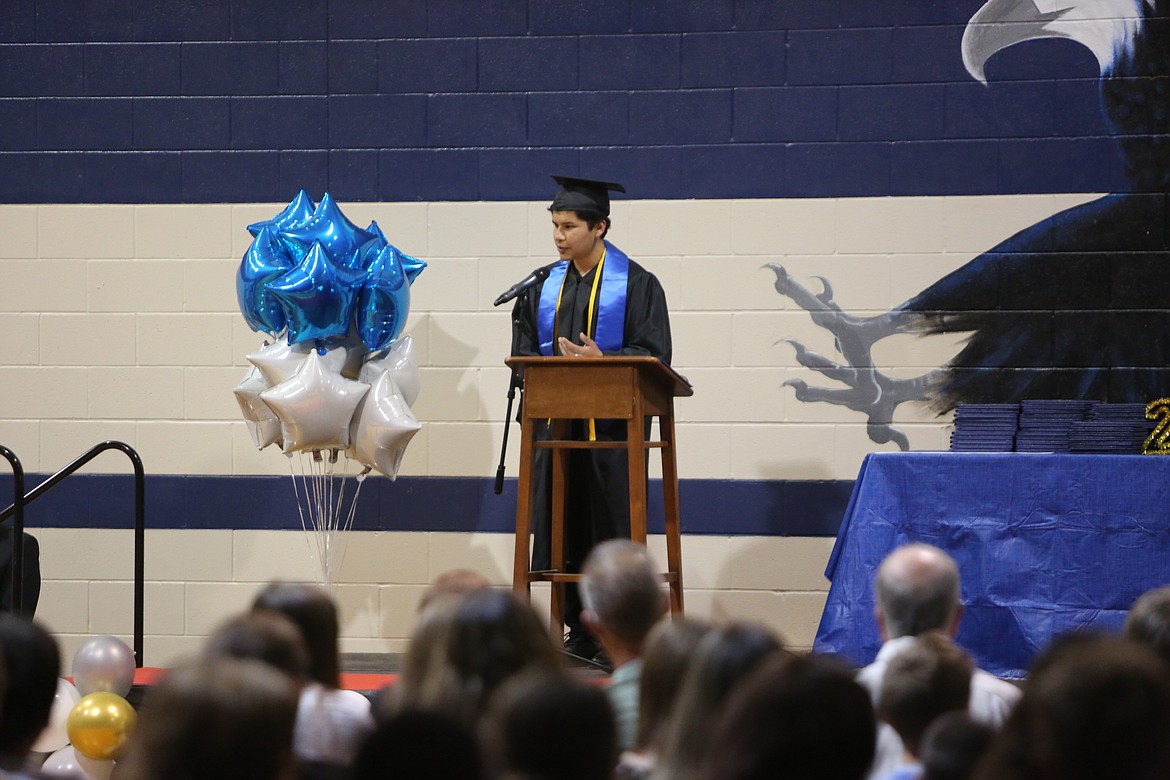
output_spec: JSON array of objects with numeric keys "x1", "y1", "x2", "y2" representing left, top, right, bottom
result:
[{"x1": 813, "y1": 452, "x2": 1170, "y2": 679}]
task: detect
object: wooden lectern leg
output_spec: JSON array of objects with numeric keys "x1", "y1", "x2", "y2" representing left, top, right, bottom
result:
[
  {"x1": 660, "y1": 408, "x2": 684, "y2": 614},
  {"x1": 627, "y1": 411, "x2": 648, "y2": 544},
  {"x1": 513, "y1": 418, "x2": 536, "y2": 599},
  {"x1": 549, "y1": 419, "x2": 569, "y2": 636}
]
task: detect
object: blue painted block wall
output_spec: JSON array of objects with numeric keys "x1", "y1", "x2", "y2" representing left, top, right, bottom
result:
[{"x1": 0, "y1": 0, "x2": 1124, "y2": 203}]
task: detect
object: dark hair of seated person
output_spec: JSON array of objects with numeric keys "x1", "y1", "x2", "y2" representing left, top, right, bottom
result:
[
  {"x1": 633, "y1": 617, "x2": 711, "y2": 751},
  {"x1": 204, "y1": 610, "x2": 311, "y2": 681},
  {"x1": 252, "y1": 581, "x2": 341, "y2": 688},
  {"x1": 877, "y1": 631, "x2": 973, "y2": 757},
  {"x1": 1124, "y1": 585, "x2": 1170, "y2": 668},
  {"x1": 700, "y1": 653, "x2": 875, "y2": 780},
  {"x1": 919, "y1": 711, "x2": 994, "y2": 780},
  {"x1": 352, "y1": 707, "x2": 483, "y2": 780},
  {"x1": 653, "y1": 622, "x2": 786, "y2": 780},
  {"x1": 116, "y1": 658, "x2": 299, "y2": 780},
  {"x1": 480, "y1": 670, "x2": 617, "y2": 780},
  {"x1": 0, "y1": 616, "x2": 57, "y2": 762},
  {"x1": 387, "y1": 588, "x2": 560, "y2": 726},
  {"x1": 972, "y1": 633, "x2": 1170, "y2": 780}
]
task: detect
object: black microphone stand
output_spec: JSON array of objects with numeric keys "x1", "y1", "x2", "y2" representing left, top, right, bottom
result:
[{"x1": 495, "y1": 291, "x2": 530, "y2": 494}]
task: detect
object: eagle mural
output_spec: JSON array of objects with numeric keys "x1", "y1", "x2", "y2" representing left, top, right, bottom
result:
[{"x1": 772, "y1": 0, "x2": 1170, "y2": 450}]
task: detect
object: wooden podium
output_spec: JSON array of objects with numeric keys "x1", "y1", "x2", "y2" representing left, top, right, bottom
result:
[{"x1": 506, "y1": 355, "x2": 693, "y2": 632}]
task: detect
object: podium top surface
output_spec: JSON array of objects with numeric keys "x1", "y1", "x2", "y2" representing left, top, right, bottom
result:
[{"x1": 506, "y1": 355, "x2": 693, "y2": 398}]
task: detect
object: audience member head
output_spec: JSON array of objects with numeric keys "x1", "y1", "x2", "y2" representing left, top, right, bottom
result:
[
  {"x1": 252, "y1": 581, "x2": 341, "y2": 688},
  {"x1": 418, "y1": 569, "x2": 491, "y2": 614},
  {"x1": 388, "y1": 588, "x2": 559, "y2": 726},
  {"x1": 0, "y1": 617, "x2": 57, "y2": 760},
  {"x1": 702, "y1": 654, "x2": 875, "y2": 780},
  {"x1": 117, "y1": 658, "x2": 299, "y2": 780},
  {"x1": 878, "y1": 631, "x2": 974, "y2": 758},
  {"x1": 1125, "y1": 585, "x2": 1170, "y2": 667},
  {"x1": 580, "y1": 540, "x2": 667, "y2": 662},
  {"x1": 204, "y1": 611, "x2": 311, "y2": 681},
  {"x1": 973, "y1": 634, "x2": 1170, "y2": 780},
  {"x1": 353, "y1": 708, "x2": 483, "y2": 780},
  {"x1": 919, "y1": 712, "x2": 994, "y2": 780},
  {"x1": 652, "y1": 622, "x2": 786, "y2": 780},
  {"x1": 634, "y1": 617, "x2": 712, "y2": 752},
  {"x1": 875, "y1": 543, "x2": 962, "y2": 641},
  {"x1": 482, "y1": 671, "x2": 617, "y2": 780}
]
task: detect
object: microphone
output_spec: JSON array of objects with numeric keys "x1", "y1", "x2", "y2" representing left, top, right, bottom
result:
[{"x1": 493, "y1": 264, "x2": 555, "y2": 307}]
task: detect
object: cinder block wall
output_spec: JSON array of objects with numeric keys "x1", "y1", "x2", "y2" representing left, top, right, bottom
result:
[
  {"x1": 0, "y1": 194, "x2": 1091, "y2": 666},
  {"x1": 0, "y1": 0, "x2": 1134, "y2": 668}
]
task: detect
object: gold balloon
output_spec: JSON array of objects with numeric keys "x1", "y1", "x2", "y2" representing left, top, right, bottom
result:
[{"x1": 67, "y1": 692, "x2": 138, "y2": 761}]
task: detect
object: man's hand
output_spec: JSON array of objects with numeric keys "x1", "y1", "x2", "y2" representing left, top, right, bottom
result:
[{"x1": 558, "y1": 332, "x2": 602, "y2": 357}]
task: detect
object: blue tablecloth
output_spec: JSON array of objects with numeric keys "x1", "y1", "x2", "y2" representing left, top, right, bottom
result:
[{"x1": 813, "y1": 452, "x2": 1170, "y2": 679}]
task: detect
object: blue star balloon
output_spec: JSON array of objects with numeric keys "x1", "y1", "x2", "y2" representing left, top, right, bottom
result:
[
  {"x1": 398, "y1": 246, "x2": 428, "y2": 284},
  {"x1": 246, "y1": 189, "x2": 316, "y2": 238},
  {"x1": 279, "y1": 192, "x2": 373, "y2": 270},
  {"x1": 237, "y1": 226, "x2": 294, "y2": 335},
  {"x1": 357, "y1": 219, "x2": 426, "y2": 282},
  {"x1": 268, "y1": 242, "x2": 367, "y2": 345},
  {"x1": 356, "y1": 244, "x2": 411, "y2": 351}
]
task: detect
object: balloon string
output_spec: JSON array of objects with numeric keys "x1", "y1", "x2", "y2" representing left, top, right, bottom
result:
[
  {"x1": 333, "y1": 454, "x2": 364, "y2": 579},
  {"x1": 292, "y1": 450, "x2": 365, "y2": 592}
]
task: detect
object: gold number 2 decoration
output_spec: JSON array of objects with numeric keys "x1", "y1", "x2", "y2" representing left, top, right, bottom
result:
[{"x1": 1143, "y1": 398, "x2": 1170, "y2": 455}]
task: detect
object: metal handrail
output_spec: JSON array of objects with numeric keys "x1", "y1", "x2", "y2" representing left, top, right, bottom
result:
[{"x1": 0, "y1": 441, "x2": 145, "y2": 667}]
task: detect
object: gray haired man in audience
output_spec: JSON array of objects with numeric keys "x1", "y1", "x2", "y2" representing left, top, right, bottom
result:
[
  {"x1": 580, "y1": 539, "x2": 667, "y2": 752},
  {"x1": 858, "y1": 543, "x2": 1020, "y2": 779}
]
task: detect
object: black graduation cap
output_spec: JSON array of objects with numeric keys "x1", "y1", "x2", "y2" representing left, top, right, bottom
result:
[{"x1": 549, "y1": 175, "x2": 626, "y2": 217}]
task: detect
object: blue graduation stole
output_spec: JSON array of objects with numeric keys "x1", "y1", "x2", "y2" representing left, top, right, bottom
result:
[{"x1": 537, "y1": 240, "x2": 629, "y2": 356}]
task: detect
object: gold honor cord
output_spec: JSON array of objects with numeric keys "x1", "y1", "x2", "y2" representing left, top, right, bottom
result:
[
  {"x1": 552, "y1": 248, "x2": 607, "y2": 441},
  {"x1": 1144, "y1": 398, "x2": 1170, "y2": 454}
]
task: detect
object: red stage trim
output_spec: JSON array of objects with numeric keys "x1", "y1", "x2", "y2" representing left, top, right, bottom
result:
[{"x1": 130, "y1": 668, "x2": 398, "y2": 692}]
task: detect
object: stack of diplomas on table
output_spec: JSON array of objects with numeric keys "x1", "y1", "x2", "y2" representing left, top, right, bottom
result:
[
  {"x1": 1069, "y1": 403, "x2": 1156, "y2": 454},
  {"x1": 949, "y1": 404, "x2": 1020, "y2": 452},
  {"x1": 950, "y1": 400, "x2": 1156, "y2": 454},
  {"x1": 1014, "y1": 400, "x2": 1095, "y2": 453}
]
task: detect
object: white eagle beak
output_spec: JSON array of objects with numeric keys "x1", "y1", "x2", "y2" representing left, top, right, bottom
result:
[{"x1": 962, "y1": 0, "x2": 1150, "y2": 83}]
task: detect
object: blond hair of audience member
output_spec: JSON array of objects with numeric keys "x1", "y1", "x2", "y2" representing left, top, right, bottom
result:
[
  {"x1": 117, "y1": 659, "x2": 299, "y2": 780},
  {"x1": 386, "y1": 588, "x2": 560, "y2": 727},
  {"x1": 701, "y1": 654, "x2": 875, "y2": 780},
  {"x1": 973, "y1": 634, "x2": 1170, "y2": 780},
  {"x1": 878, "y1": 631, "x2": 974, "y2": 760},
  {"x1": 204, "y1": 610, "x2": 311, "y2": 681},
  {"x1": 384, "y1": 594, "x2": 463, "y2": 717},
  {"x1": 649, "y1": 622, "x2": 786, "y2": 780},
  {"x1": 481, "y1": 670, "x2": 617, "y2": 780},
  {"x1": 418, "y1": 568, "x2": 492, "y2": 613},
  {"x1": 616, "y1": 618, "x2": 711, "y2": 780}
]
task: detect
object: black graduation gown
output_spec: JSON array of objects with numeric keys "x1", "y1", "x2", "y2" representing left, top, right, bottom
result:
[{"x1": 511, "y1": 250, "x2": 672, "y2": 621}]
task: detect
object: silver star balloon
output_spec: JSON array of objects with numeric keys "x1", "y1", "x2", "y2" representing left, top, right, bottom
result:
[
  {"x1": 350, "y1": 364, "x2": 421, "y2": 479},
  {"x1": 261, "y1": 350, "x2": 370, "y2": 454},
  {"x1": 366, "y1": 334, "x2": 420, "y2": 407},
  {"x1": 247, "y1": 339, "x2": 347, "y2": 387},
  {"x1": 233, "y1": 366, "x2": 283, "y2": 450}
]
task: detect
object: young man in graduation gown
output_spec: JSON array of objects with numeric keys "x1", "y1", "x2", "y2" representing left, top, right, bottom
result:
[{"x1": 511, "y1": 176, "x2": 672, "y2": 662}]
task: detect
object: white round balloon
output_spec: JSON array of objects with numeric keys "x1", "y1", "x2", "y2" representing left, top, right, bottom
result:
[
  {"x1": 43, "y1": 745, "x2": 114, "y2": 780},
  {"x1": 31, "y1": 678, "x2": 80, "y2": 753}
]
